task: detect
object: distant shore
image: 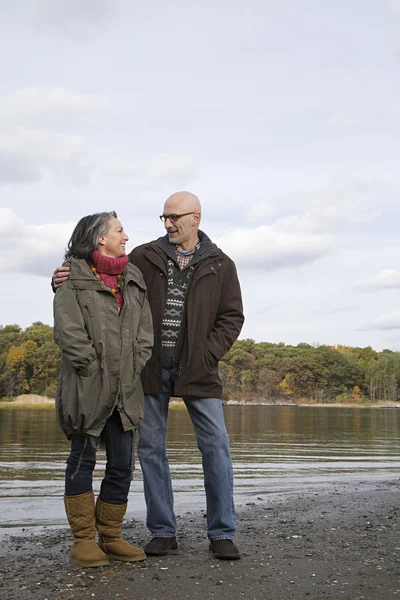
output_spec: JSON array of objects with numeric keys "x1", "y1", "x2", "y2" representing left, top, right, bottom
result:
[
  {"x1": 0, "y1": 394, "x2": 55, "y2": 407},
  {"x1": 1, "y1": 394, "x2": 399, "y2": 409}
]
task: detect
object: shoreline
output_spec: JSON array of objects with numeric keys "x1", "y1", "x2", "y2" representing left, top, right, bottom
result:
[
  {"x1": 0, "y1": 480, "x2": 398, "y2": 599},
  {"x1": 1, "y1": 397, "x2": 399, "y2": 409}
]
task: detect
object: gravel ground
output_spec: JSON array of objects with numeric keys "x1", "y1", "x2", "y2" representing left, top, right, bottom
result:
[{"x1": 0, "y1": 480, "x2": 399, "y2": 600}]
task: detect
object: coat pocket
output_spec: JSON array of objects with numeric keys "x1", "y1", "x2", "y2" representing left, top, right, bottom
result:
[
  {"x1": 79, "y1": 358, "x2": 101, "y2": 378},
  {"x1": 59, "y1": 364, "x2": 104, "y2": 435},
  {"x1": 76, "y1": 366, "x2": 104, "y2": 429},
  {"x1": 204, "y1": 347, "x2": 217, "y2": 372}
]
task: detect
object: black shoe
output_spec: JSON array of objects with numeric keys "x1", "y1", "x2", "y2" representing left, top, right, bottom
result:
[
  {"x1": 144, "y1": 537, "x2": 178, "y2": 556},
  {"x1": 209, "y1": 539, "x2": 240, "y2": 560}
]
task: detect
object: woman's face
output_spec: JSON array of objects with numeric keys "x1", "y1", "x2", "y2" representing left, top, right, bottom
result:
[{"x1": 98, "y1": 217, "x2": 129, "y2": 257}]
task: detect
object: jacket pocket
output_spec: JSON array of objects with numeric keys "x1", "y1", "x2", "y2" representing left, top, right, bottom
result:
[
  {"x1": 204, "y1": 347, "x2": 217, "y2": 372},
  {"x1": 132, "y1": 338, "x2": 146, "y2": 375},
  {"x1": 65, "y1": 365, "x2": 104, "y2": 433},
  {"x1": 79, "y1": 358, "x2": 101, "y2": 378},
  {"x1": 76, "y1": 367, "x2": 104, "y2": 428}
]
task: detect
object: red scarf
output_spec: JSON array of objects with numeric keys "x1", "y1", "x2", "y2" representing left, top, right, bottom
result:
[{"x1": 90, "y1": 251, "x2": 129, "y2": 310}]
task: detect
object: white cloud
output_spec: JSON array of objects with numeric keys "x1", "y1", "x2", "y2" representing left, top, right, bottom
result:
[
  {"x1": 357, "y1": 269, "x2": 400, "y2": 292},
  {"x1": 364, "y1": 311, "x2": 400, "y2": 331},
  {"x1": 274, "y1": 173, "x2": 384, "y2": 234},
  {"x1": 0, "y1": 88, "x2": 106, "y2": 185},
  {"x1": 306, "y1": 174, "x2": 382, "y2": 228},
  {"x1": 216, "y1": 225, "x2": 332, "y2": 271},
  {"x1": 25, "y1": 0, "x2": 119, "y2": 37},
  {"x1": 328, "y1": 106, "x2": 400, "y2": 130},
  {"x1": 105, "y1": 153, "x2": 198, "y2": 188},
  {"x1": 0, "y1": 88, "x2": 108, "y2": 131},
  {"x1": 325, "y1": 75, "x2": 356, "y2": 96},
  {"x1": 247, "y1": 201, "x2": 276, "y2": 222},
  {"x1": 211, "y1": 173, "x2": 390, "y2": 272},
  {"x1": 0, "y1": 128, "x2": 94, "y2": 185},
  {"x1": 0, "y1": 208, "x2": 73, "y2": 276},
  {"x1": 390, "y1": 0, "x2": 400, "y2": 14}
]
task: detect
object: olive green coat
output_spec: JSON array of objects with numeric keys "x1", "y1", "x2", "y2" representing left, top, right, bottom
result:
[{"x1": 53, "y1": 258, "x2": 153, "y2": 438}]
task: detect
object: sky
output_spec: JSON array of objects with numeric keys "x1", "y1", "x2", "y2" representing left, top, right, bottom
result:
[{"x1": 1, "y1": 0, "x2": 400, "y2": 351}]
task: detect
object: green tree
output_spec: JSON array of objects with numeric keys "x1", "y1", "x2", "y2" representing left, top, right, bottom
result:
[
  {"x1": 366, "y1": 354, "x2": 400, "y2": 402},
  {"x1": 31, "y1": 341, "x2": 61, "y2": 396}
]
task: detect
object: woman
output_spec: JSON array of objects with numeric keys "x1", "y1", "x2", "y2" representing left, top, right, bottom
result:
[{"x1": 53, "y1": 211, "x2": 153, "y2": 568}]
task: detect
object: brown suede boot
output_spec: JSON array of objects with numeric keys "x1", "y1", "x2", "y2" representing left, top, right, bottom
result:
[
  {"x1": 64, "y1": 491, "x2": 109, "y2": 567},
  {"x1": 95, "y1": 498, "x2": 146, "y2": 562}
]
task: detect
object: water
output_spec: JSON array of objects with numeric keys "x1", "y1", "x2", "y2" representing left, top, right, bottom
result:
[{"x1": 0, "y1": 405, "x2": 399, "y2": 536}]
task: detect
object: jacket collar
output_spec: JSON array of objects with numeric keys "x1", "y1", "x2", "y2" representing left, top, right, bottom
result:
[{"x1": 155, "y1": 230, "x2": 220, "y2": 264}]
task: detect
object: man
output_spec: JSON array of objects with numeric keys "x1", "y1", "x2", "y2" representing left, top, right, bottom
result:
[{"x1": 53, "y1": 191, "x2": 244, "y2": 560}]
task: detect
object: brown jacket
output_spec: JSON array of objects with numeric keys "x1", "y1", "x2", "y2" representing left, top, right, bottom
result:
[
  {"x1": 129, "y1": 231, "x2": 244, "y2": 398},
  {"x1": 54, "y1": 258, "x2": 153, "y2": 438}
]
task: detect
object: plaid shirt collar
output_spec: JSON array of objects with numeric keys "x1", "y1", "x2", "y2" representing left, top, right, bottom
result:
[{"x1": 175, "y1": 239, "x2": 201, "y2": 270}]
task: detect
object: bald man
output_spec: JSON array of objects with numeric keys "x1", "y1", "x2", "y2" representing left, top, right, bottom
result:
[{"x1": 53, "y1": 191, "x2": 244, "y2": 560}]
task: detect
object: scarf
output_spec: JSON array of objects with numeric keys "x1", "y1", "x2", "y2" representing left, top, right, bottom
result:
[{"x1": 89, "y1": 251, "x2": 129, "y2": 310}]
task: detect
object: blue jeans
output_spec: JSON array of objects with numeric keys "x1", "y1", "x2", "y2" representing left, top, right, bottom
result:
[
  {"x1": 65, "y1": 410, "x2": 133, "y2": 505},
  {"x1": 138, "y1": 368, "x2": 236, "y2": 540}
]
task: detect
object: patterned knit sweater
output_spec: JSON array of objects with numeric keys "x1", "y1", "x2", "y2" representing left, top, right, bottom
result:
[
  {"x1": 160, "y1": 253, "x2": 196, "y2": 367},
  {"x1": 156, "y1": 232, "x2": 215, "y2": 368}
]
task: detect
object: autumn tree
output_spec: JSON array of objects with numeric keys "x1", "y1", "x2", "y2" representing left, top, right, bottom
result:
[
  {"x1": 6, "y1": 340, "x2": 38, "y2": 395},
  {"x1": 1, "y1": 324, "x2": 399, "y2": 403}
]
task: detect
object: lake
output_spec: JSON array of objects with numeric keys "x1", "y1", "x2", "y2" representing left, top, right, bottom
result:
[{"x1": 0, "y1": 405, "x2": 399, "y2": 537}]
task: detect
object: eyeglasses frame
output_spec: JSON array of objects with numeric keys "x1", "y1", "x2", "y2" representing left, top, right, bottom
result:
[{"x1": 159, "y1": 211, "x2": 197, "y2": 223}]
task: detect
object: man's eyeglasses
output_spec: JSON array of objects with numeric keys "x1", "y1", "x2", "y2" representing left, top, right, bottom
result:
[{"x1": 159, "y1": 212, "x2": 196, "y2": 223}]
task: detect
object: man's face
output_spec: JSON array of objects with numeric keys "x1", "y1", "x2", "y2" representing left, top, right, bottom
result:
[{"x1": 162, "y1": 199, "x2": 199, "y2": 246}]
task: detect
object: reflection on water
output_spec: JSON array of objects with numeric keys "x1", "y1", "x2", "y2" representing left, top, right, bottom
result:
[{"x1": 0, "y1": 405, "x2": 399, "y2": 533}]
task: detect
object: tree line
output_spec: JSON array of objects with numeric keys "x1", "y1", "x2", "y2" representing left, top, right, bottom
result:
[{"x1": 1, "y1": 323, "x2": 399, "y2": 403}]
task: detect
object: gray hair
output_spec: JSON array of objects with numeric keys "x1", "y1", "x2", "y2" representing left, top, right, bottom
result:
[{"x1": 65, "y1": 211, "x2": 117, "y2": 259}]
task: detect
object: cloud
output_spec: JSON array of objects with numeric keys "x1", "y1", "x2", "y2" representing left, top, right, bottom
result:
[
  {"x1": 0, "y1": 88, "x2": 196, "y2": 188},
  {"x1": 105, "y1": 153, "x2": 198, "y2": 188},
  {"x1": 25, "y1": 0, "x2": 119, "y2": 37},
  {"x1": 0, "y1": 87, "x2": 106, "y2": 185},
  {"x1": 363, "y1": 311, "x2": 400, "y2": 331},
  {"x1": 0, "y1": 206, "x2": 331, "y2": 277},
  {"x1": 0, "y1": 88, "x2": 108, "y2": 131},
  {"x1": 357, "y1": 269, "x2": 400, "y2": 292},
  {"x1": 0, "y1": 128, "x2": 94, "y2": 185},
  {"x1": 269, "y1": 173, "x2": 386, "y2": 238},
  {"x1": 216, "y1": 225, "x2": 332, "y2": 271},
  {"x1": 328, "y1": 106, "x2": 400, "y2": 131},
  {"x1": 0, "y1": 208, "x2": 74, "y2": 277},
  {"x1": 247, "y1": 201, "x2": 276, "y2": 222},
  {"x1": 214, "y1": 173, "x2": 388, "y2": 271},
  {"x1": 309, "y1": 304, "x2": 360, "y2": 316}
]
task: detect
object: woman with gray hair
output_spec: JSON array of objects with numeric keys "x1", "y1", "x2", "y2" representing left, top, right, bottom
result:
[{"x1": 53, "y1": 211, "x2": 153, "y2": 567}]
